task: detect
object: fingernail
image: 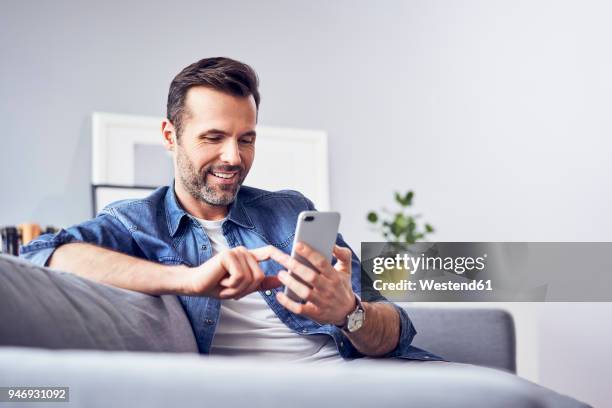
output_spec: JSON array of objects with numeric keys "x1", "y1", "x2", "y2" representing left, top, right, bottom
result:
[{"x1": 296, "y1": 242, "x2": 304, "y2": 250}]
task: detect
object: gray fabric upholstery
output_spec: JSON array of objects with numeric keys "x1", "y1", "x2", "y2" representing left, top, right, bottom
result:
[
  {"x1": 401, "y1": 304, "x2": 516, "y2": 372},
  {"x1": 0, "y1": 347, "x2": 590, "y2": 408},
  {"x1": 0, "y1": 254, "x2": 198, "y2": 353},
  {"x1": 0, "y1": 253, "x2": 591, "y2": 407}
]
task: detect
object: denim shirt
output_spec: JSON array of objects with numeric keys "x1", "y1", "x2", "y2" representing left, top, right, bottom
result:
[{"x1": 20, "y1": 185, "x2": 442, "y2": 361}]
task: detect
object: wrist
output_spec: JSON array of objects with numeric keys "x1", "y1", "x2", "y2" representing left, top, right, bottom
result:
[
  {"x1": 165, "y1": 264, "x2": 194, "y2": 295},
  {"x1": 333, "y1": 293, "x2": 358, "y2": 327}
]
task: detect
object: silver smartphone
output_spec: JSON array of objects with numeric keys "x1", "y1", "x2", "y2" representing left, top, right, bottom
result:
[{"x1": 284, "y1": 211, "x2": 341, "y2": 303}]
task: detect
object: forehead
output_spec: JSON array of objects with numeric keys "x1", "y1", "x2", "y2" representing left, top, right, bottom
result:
[{"x1": 183, "y1": 86, "x2": 257, "y2": 133}]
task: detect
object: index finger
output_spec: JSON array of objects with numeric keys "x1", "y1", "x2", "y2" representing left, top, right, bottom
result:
[
  {"x1": 294, "y1": 242, "x2": 334, "y2": 277},
  {"x1": 249, "y1": 245, "x2": 291, "y2": 266}
]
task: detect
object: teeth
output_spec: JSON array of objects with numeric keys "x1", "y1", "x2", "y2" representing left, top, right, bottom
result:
[{"x1": 212, "y1": 172, "x2": 236, "y2": 179}]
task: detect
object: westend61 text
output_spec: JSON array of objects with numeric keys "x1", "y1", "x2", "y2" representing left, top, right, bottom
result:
[{"x1": 373, "y1": 279, "x2": 493, "y2": 292}]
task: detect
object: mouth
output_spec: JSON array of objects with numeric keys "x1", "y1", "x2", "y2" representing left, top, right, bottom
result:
[{"x1": 208, "y1": 170, "x2": 240, "y2": 185}]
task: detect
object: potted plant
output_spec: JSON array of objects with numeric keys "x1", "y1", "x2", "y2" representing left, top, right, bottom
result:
[
  {"x1": 365, "y1": 191, "x2": 436, "y2": 298},
  {"x1": 367, "y1": 191, "x2": 434, "y2": 244}
]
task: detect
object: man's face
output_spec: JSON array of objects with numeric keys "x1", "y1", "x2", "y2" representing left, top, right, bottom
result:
[{"x1": 173, "y1": 86, "x2": 257, "y2": 207}]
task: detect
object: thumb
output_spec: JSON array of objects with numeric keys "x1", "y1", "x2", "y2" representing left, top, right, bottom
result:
[{"x1": 332, "y1": 245, "x2": 352, "y2": 272}]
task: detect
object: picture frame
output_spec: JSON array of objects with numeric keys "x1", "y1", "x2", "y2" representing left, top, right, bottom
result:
[{"x1": 91, "y1": 112, "x2": 331, "y2": 212}]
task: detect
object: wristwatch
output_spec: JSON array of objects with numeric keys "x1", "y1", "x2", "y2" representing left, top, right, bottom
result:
[{"x1": 338, "y1": 295, "x2": 366, "y2": 333}]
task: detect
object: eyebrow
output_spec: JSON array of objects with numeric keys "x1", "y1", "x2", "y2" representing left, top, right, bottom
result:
[{"x1": 198, "y1": 129, "x2": 257, "y2": 138}]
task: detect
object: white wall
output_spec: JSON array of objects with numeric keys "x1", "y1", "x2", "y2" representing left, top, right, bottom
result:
[
  {"x1": 1, "y1": 1, "x2": 611, "y2": 406},
  {"x1": 538, "y1": 303, "x2": 612, "y2": 406},
  {"x1": 2, "y1": 1, "x2": 610, "y2": 240}
]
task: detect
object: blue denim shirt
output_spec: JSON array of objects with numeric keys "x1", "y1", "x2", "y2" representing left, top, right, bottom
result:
[{"x1": 20, "y1": 185, "x2": 441, "y2": 361}]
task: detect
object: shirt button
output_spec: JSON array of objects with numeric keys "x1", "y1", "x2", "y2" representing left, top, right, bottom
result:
[
  {"x1": 201, "y1": 244, "x2": 207, "y2": 251},
  {"x1": 340, "y1": 341, "x2": 344, "y2": 347},
  {"x1": 264, "y1": 290, "x2": 272, "y2": 296},
  {"x1": 204, "y1": 319, "x2": 214, "y2": 325},
  {"x1": 302, "y1": 328, "x2": 308, "y2": 333}
]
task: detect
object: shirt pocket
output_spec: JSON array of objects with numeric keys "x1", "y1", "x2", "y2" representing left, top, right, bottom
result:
[{"x1": 268, "y1": 231, "x2": 295, "y2": 249}]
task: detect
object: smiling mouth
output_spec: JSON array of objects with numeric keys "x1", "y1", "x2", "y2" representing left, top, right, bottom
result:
[
  {"x1": 210, "y1": 171, "x2": 237, "y2": 179},
  {"x1": 207, "y1": 170, "x2": 240, "y2": 184}
]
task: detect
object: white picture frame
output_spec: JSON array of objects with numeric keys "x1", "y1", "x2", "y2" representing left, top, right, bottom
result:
[
  {"x1": 91, "y1": 112, "x2": 330, "y2": 210},
  {"x1": 92, "y1": 112, "x2": 166, "y2": 186}
]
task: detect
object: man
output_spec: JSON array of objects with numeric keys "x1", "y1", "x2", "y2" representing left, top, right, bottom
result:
[{"x1": 21, "y1": 57, "x2": 439, "y2": 361}]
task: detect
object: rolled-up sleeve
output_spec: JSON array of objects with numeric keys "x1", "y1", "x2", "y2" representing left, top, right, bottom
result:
[{"x1": 20, "y1": 209, "x2": 136, "y2": 267}]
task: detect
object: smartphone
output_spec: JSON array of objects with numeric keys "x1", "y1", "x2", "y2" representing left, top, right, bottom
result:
[{"x1": 284, "y1": 211, "x2": 341, "y2": 303}]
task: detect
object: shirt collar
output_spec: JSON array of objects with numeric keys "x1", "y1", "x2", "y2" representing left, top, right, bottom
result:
[{"x1": 165, "y1": 184, "x2": 254, "y2": 237}]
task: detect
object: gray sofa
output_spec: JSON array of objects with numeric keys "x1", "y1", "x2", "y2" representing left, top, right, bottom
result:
[{"x1": 0, "y1": 254, "x2": 589, "y2": 407}]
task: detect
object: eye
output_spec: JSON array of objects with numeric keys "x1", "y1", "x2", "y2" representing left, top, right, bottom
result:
[
  {"x1": 240, "y1": 136, "x2": 255, "y2": 145},
  {"x1": 202, "y1": 135, "x2": 223, "y2": 142}
]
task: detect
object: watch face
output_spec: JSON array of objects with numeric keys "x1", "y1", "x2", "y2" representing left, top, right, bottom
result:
[{"x1": 347, "y1": 310, "x2": 364, "y2": 332}]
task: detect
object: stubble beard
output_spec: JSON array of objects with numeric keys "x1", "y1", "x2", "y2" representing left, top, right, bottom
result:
[{"x1": 176, "y1": 147, "x2": 244, "y2": 207}]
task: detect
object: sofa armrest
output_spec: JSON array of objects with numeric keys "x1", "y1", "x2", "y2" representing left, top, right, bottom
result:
[
  {"x1": 0, "y1": 254, "x2": 198, "y2": 353},
  {"x1": 400, "y1": 303, "x2": 516, "y2": 372}
]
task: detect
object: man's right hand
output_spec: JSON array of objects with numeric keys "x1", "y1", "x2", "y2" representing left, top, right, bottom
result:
[{"x1": 183, "y1": 245, "x2": 283, "y2": 299}]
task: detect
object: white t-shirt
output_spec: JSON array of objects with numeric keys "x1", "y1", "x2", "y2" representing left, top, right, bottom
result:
[{"x1": 196, "y1": 217, "x2": 341, "y2": 362}]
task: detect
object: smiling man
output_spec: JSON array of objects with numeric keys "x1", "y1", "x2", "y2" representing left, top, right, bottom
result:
[{"x1": 20, "y1": 57, "x2": 439, "y2": 362}]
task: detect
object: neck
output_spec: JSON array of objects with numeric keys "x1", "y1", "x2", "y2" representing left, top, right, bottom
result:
[{"x1": 173, "y1": 181, "x2": 229, "y2": 221}]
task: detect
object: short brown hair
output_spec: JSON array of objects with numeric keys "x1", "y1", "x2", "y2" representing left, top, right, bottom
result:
[{"x1": 167, "y1": 57, "x2": 260, "y2": 137}]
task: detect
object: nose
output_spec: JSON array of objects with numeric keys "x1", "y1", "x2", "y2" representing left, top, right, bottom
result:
[{"x1": 219, "y1": 138, "x2": 241, "y2": 166}]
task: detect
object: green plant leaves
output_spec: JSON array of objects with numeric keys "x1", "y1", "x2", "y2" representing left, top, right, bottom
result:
[
  {"x1": 405, "y1": 191, "x2": 414, "y2": 205},
  {"x1": 394, "y1": 190, "x2": 414, "y2": 207},
  {"x1": 368, "y1": 191, "x2": 435, "y2": 243},
  {"x1": 366, "y1": 211, "x2": 378, "y2": 223}
]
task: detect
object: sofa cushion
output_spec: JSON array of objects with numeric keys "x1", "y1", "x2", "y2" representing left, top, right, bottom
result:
[
  {"x1": 0, "y1": 254, "x2": 198, "y2": 353},
  {"x1": 0, "y1": 347, "x2": 590, "y2": 408}
]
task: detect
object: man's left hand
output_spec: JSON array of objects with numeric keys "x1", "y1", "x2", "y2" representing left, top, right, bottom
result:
[{"x1": 272, "y1": 243, "x2": 356, "y2": 326}]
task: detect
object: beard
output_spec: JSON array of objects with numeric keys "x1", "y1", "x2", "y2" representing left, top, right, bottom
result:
[{"x1": 176, "y1": 147, "x2": 246, "y2": 207}]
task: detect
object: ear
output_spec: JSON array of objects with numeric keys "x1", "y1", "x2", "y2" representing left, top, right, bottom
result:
[{"x1": 162, "y1": 119, "x2": 177, "y2": 152}]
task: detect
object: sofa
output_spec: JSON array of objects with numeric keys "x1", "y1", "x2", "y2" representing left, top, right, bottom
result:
[{"x1": 0, "y1": 253, "x2": 589, "y2": 407}]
